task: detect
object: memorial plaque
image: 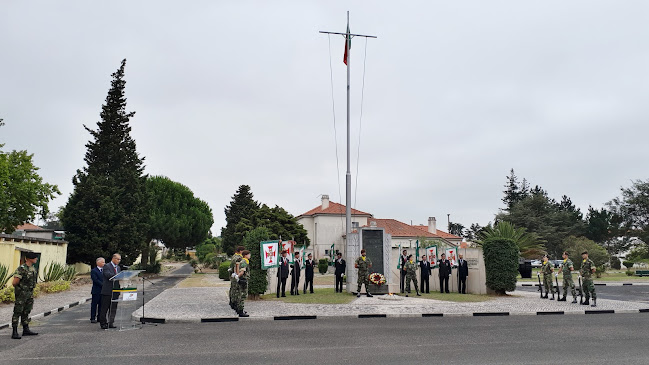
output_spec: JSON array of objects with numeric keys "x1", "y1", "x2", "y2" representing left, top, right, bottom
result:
[{"x1": 362, "y1": 229, "x2": 388, "y2": 294}]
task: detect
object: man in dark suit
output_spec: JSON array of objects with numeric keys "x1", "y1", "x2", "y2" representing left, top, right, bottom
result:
[
  {"x1": 419, "y1": 255, "x2": 431, "y2": 294},
  {"x1": 458, "y1": 253, "x2": 469, "y2": 294},
  {"x1": 438, "y1": 253, "x2": 451, "y2": 294},
  {"x1": 304, "y1": 253, "x2": 315, "y2": 294},
  {"x1": 276, "y1": 250, "x2": 289, "y2": 297},
  {"x1": 90, "y1": 257, "x2": 105, "y2": 323},
  {"x1": 99, "y1": 253, "x2": 121, "y2": 329},
  {"x1": 334, "y1": 252, "x2": 346, "y2": 293},
  {"x1": 400, "y1": 249, "x2": 408, "y2": 293},
  {"x1": 290, "y1": 252, "x2": 301, "y2": 295}
]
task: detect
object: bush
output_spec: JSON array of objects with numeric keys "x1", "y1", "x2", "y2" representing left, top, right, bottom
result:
[
  {"x1": 219, "y1": 261, "x2": 231, "y2": 280},
  {"x1": 242, "y1": 227, "x2": 272, "y2": 298},
  {"x1": 0, "y1": 286, "x2": 14, "y2": 303},
  {"x1": 196, "y1": 243, "x2": 216, "y2": 263},
  {"x1": 623, "y1": 261, "x2": 634, "y2": 269},
  {"x1": 626, "y1": 269, "x2": 635, "y2": 276},
  {"x1": 38, "y1": 280, "x2": 71, "y2": 294},
  {"x1": 189, "y1": 259, "x2": 198, "y2": 268},
  {"x1": 41, "y1": 262, "x2": 76, "y2": 282},
  {"x1": 318, "y1": 258, "x2": 329, "y2": 274},
  {"x1": 0, "y1": 263, "x2": 11, "y2": 287},
  {"x1": 563, "y1": 236, "x2": 609, "y2": 270},
  {"x1": 482, "y1": 237, "x2": 519, "y2": 294},
  {"x1": 610, "y1": 256, "x2": 621, "y2": 270},
  {"x1": 595, "y1": 265, "x2": 606, "y2": 278}
]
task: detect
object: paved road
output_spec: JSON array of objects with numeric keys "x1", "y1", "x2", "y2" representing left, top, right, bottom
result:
[
  {"x1": 2, "y1": 308, "x2": 649, "y2": 364},
  {"x1": 517, "y1": 284, "x2": 649, "y2": 303}
]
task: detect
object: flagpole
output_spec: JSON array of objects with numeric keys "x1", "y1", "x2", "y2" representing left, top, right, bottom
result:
[{"x1": 345, "y1": 10, "x2": 352, "y2": 254}]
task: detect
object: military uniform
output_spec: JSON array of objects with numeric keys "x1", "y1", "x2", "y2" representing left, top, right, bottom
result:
[
  {"x1": 560, "y1": 259, "x2": 577, "y2": 302},
  {"x1": 404, "y1": 260, "x2": 420, "y2": 296},
  {"x1": 541, "y1": 260, "x2": 554, "y2": 299},
  {"x1": 237, "y1": 258, "x2": 250, "y2": 315},
  {"x1": 12, "y1": 264, "x2": 37, "y2": 328},
  {"x1": 580, "y1": 258, "x2": 596, "y2": 305},
  {"x1": 229, "y1": 253, "x2": 242, "y2": 310},
  {"x1": 355, "y1": 255, "x2": 372, "y2": 296}
]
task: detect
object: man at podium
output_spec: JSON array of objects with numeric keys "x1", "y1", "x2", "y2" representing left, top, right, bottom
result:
[{"x1": 99, "y1": 253, "x2": 121, "y2": 329}]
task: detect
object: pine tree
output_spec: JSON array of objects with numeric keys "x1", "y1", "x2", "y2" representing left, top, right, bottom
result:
[
  {"x1": 221, "y1": 185, "x2": 259, "y2": 255},
  {"x1": 62, "y1": 59, "x2": 147, "y2": 265},
  {"x1": 502, "y1": 169, "x2": 521, "y2": 211}
]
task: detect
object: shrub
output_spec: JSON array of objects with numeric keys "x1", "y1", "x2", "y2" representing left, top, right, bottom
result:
[
  {"x1": 482, "y1": 237, "x2": 519, "y2": 295},
  {"x1": 318, "y1": 258, "x2": 329, "y2": 274},
  {"x1": 623, "y1": 261, "x2": 634, "y2": 269},
  {"x1": 626, "y1": 269, "x2": 635, "y2": 276},
  {"x1": 0, "y1": 286, "x2": 14, "y2": 303},
  {"x1": 563, "y1": 236, "x2": 609, "y2": 270},
  {"x1": 0, "y1": 263, "x2": 11, "y2": 287},
  {"x1": 38, "y1": 280, "x2": 71, "y2": 294},
  {"x1": 219, "y1": 261, "x2": 231, "y2": 280},
  {"x1": 610, "y1": 256, "x2": 621, "y2": 270},
  {"x1": 189, "y1": 259, "x2": 198, "y2": 269},
  {"x1": 595, "y1": 265, "x2": 606, "y2": 278},
  {"x1": 242, "y1": 227, "x2": 272, "y2": 298},
  {"x1": 196, "y1": 243, "x2": 216, "y2": 263}
]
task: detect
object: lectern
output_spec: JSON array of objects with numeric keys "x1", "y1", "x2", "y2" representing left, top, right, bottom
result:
[{"x1": 110, "y1": 270, "x2": 144, "y2": 331}]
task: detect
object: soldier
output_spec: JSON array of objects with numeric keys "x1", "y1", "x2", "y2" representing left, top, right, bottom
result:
[
  {"x1": 580, "y1": 251, "x2": 597, "y2": 307},
  {"x1": 354, "y1": 249, "x2": 373, "y2": 298},
  {"x1": 236, "y1": 250, "x2": 251, "y2": 317},
  {"x1": 404, "y1": 255, "x2": 421, "y2": 297},
  {"x1": 540, "y1": 254, "x2": 554, "y2": 299},
  {"x1": 11, "y1": 252, "x2": 39, "y2": 339},
  {"x1": 229, "y1": 246, "x2": 244, "y2": 311},
  {"x1": 557, "y1": 251, "x2": 577, "y2": 303}
]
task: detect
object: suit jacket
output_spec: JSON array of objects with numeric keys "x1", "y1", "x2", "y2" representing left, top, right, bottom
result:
[
  {"x1": 305, "y1": 259, "x2": 315, "y2": 278},
  {"x1": 277, "y1": 257, "x2": 290, "y2": 278},
  {"x1": 91, "y1": 266, "x2": 104, "y2": 295},
  {"x1": 400, "y1": 255, "x2": 408, "y2": 272},
  {"x1": 291, "y1": 258, "x2": 301, "y2": 278},
  {"x1": 419, "y1": 261, "x2": 432, "y2": 278},
  {"x1": 458, "y1": 259, "x2": 469, "y2": 278},
  {"x1": 100, "y1": 262, "x2": 121, "y2": 295},
  {"x1": 334, "y1": 258, "x2": 346, "y2": 276},
  {"x1": 438, "y1": 259, "x2": 452, "y2": 277}
]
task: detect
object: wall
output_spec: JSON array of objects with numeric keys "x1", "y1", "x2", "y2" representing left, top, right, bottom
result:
[
  {"x1": 297, "y1": 214, "x2": 370, "y2": 260},
  {"x1": 0, "y1": 235, "x2": 68, "y2": 286}
]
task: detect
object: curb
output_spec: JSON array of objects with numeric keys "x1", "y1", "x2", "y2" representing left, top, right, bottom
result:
[
  {"x1": 1, "y1": 297, "x2": 91, "y2": 331},
  {"x1": 518, "y1": 282, "x2": 649, "y2": 287}
]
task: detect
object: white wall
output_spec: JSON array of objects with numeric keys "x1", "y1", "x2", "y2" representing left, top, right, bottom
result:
[{"x1": 297, "y1": 215, "x2": 369, "y2": 260}]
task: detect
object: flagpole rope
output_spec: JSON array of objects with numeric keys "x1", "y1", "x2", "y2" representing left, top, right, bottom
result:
[
  {"x1": 327, "y1": 34, "x2": 345, "y2": 238},
  {"x1": 353, "y1": 37, "x2": 368, "y2": 212}
]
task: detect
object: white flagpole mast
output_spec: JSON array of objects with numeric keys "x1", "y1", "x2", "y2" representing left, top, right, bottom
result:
[{"x1": 320, "y1": 12, "x2": 376, "y2": 257}]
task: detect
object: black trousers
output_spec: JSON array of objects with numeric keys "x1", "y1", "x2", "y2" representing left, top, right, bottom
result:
[
  {"x1": 400, "y1": 270, "x2": 406, "y2": 293},
  {"x1": 439, "y1": 276, "x2": 449, "y2": 293},
  {"x1": 420, "y1": 276, "x2": 429, "y2": 293},
  {"x1": 278, "y1": 277, "x2": 287, "y2": 297},
  {"x1": 90, "y1": 293, "x2": 102, "y2": 320},
  {"x1": 335, "y1": 274, "x2": 344, "y2": 292},
  {"x1": 304, "y1": 275, "x2": 314, "y2": 293},
  {"x1": 290, "y1": 274, "x2": 300, "y2": 295},
  {"x1": 99, "y1": 292, "x2": 119, "y2": 325},
  {"x1": 459, "y1": 277, "x2": 467, "y2": 294}
]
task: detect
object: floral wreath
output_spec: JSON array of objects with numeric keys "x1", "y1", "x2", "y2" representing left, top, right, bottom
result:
[{"x1": 368, "y1": 272, "x2": 386, "y2": 286}]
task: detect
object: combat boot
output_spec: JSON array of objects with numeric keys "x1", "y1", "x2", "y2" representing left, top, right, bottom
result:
[
  {"x1": 356, "y1": 292, "x2": 361, "y2": 298},
  {"x1": 558, "y1": 296, "x2": 566, "y2": 302},
  {"x1": 571, "y1": 297, "x2": 578, "y2": 304},
  {"x1": 11, "y1": 327, "x2": 21, "y2": 339},
  {"x1": 591, "y1": 298, "x2": 597, "y2": 307},
  {"x1": 366, "y1": 292, "x2": 373, "y2": 298},
  {"x1": 416, "y1": 290, "x2": 421, "y2": 297},
  {"x1": 238, "y1": 310, "x2": 249, "y2": 318},
  {"x1": 550, "y1": 293, "x2": 555, "y2": 300},
  {"x1": 22, "y1": 325, "x2": 38, "y2": 336},
  {"x1": 582, "y1": 298, "x2": 590, "y2": 305}
]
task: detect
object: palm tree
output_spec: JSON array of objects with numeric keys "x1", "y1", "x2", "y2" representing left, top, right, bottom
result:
[{"x1": 478, "y1": 221, "x2": 545, "y2": 258}]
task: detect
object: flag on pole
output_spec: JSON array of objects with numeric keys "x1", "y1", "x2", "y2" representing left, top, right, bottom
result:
[
  {"x1": 343, "y1": 23, "x2": 351, "y2": 65},
  {"x1": 416, "y1": 240, "x2": 420, "y2": 263},
  {"x1": 397, "y1": 243, "x2": 402, "y2": 269},
  {"x1": 260, "y1": 240, "x2": 279, "y2": 269}
]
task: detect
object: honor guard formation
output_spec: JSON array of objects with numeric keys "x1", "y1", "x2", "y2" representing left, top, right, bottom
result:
[{"x1": 538, "y1": 251, "x2": 597, "y2": 307}]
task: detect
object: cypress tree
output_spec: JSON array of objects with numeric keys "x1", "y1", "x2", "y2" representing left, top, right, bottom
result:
[
  {"x1": 221, "y1": 185, "x2": 259, "y2": 255},
  {"x1": 62, "y1": 59, "x2": 147, "y2": 265}
]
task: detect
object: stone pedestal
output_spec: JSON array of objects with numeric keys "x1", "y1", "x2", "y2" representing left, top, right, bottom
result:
[{"x1": 346, "y1": 228, "x2": 391, "y2": 294}]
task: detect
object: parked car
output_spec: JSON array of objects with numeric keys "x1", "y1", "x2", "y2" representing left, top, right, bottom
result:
[
  {"x1": 551, "y1": 259, "x2": 563, "y2": 268},
  {"x1": 530, "y1": 260, "x2": 542, "y2": 268}
]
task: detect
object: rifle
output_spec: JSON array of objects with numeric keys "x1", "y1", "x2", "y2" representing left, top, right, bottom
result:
[
  {"x1": 554, "y1": 274, "x2": 560, "y2": 300},
  {"x1": 578, "y1": 275, "x2": 583, "y2": 304},
  {"x1": 537, "y1": 273, "x2": 543, "y2": 298}
]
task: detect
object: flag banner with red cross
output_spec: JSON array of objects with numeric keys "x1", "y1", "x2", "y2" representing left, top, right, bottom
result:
[{"x1": 260, "y1": 240, "x2": 279, "y2": 269}]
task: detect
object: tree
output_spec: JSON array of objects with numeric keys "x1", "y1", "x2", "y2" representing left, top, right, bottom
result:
[
  {"x1": 482, "y1": 237, "x2": 519, "y2": 294},
  {"x1": 447, "y1": 222, "x2": 465, "y2": 237},
  {"x1": 242, "y1": 226, "x2": 271, "y2": 299},
  {"x1": 562, "y1": 236, "x2": 609, "y2": 270},
  {"x1": 252, "y1": 204, "x2": 309, "y2": 245},
  {"x1": 0, "y1": 120, "x2": 60, "y2": 233},
  {"x1": 221, "y1": 185, "x2": 259, "y2": 255},
  {"x1": 144, "y1": 176, "x2": 213, "y2": 265},
  {"x1": 62, "y1": 59, "x2": 147, "y2": 265},
  {"x1": 585, "y1": 207, "x2": 629, "y2": 261},
  {"x1": 502, "y1": 169, "x2": 529, "y2": 212},
  {"x1": 463, "y1": 223, "x2": 483, "y2": 242},
  {"x1": 478, "y1": 221, "x2": 545, "y2": 258},
  {"x1": 608, "y1": 179, "x2": 649, "y2": 245},
  {"x1": 41, "y1": 207, "x2": 65, "y2": 230}
]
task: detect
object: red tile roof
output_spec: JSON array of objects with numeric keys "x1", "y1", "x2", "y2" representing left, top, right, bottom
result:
[
  {"x1": 298, "y1": 201, "x2": 372, "y2": 218},
  {"x1": 367, "y1": 219, "x2": 440, "y2": 238},
  {"x1": 15, "y1": 223, "x2": 44, "y2": 231},
  {"x1": 412, "y1": 224, "x2": 462, "y2": 240}
]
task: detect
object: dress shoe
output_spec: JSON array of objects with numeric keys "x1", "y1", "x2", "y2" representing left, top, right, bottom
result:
[
  {"x1": 108, "y1": 324, "x2": 117, "y2": 329},
  {"x1": 100, "y1": 324, "x2": 108, "y2": 330},
  {"x1": 281, "y1": 294, "x2": 286, "y2": 297},
  {"x1": 90, "y1": 319, "x2": 97, "y2": 323}
]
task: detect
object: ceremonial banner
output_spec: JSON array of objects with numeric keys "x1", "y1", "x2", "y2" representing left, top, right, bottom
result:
[
  {"x1": 261, "y1": 240, "x2": 280, "y2": 269},
  {"x1": 426, "y1": 245, "x2": 438, "y2": 267},
  {"x1": 281, "y1": 240, "x2": 295, "y2": 264},
  {"x1": 446, "y1": 247, "x2": 458, "y2": 267},
  {"x1": 397, "y1": 243, "x2": 402, "y2": 269}
]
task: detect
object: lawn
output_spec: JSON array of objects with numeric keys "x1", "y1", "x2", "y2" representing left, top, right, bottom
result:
[
  {"x1": 518, "y1": 268, "x2": 648, "y2": 282},
  {"x1": 396, "y1": 292, "x2": 493, "y2": 302},
  {"x1": 259, "y1": 288, "x2": 356, "y2": 304},
  {"x1": 176, "y1": 273, "x2": 226, "y2": 288}
]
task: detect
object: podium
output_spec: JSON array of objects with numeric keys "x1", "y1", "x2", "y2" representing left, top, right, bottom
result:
[{"x1": 110, "y1": 270, "x2": 144, "y2": 331}]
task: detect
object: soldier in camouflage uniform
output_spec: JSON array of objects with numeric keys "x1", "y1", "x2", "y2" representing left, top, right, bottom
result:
[
  {"x1": 580, "y1": 250, "x2": 597, "y2": 307},
  {"x1": 557, "y1": 251, "x2": 577, "y2": 303},
  {"x1": 404, "y1": 255, "x2": 421, "y2": 297},
  {"x1": 354, "y1": 249, "x2": 373, "y2": 298},
  {"x1": 11, "y1": 252, "x2": 39, "y2": 339},
  {"x1": 540, "y1": 255, "x2": 554, "y2": 299},
  {"x1": 236, "y1": 250, "x2": 251, "y2": 317},
  {"x1": 229, "y1": 246, "x2": 244, "y2": 310}
]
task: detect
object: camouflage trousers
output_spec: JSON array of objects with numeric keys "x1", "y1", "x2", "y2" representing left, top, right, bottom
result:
[
  {"x1": 237, "y1": 282, "x2": 248, "y2": 312},
  {"x1": 405, "y1": 273, "x2": 419, "y2": 293},
  {"x1": 357, "y1": 272, "x2": 370, "y2": 293},
  {"x1": 12, "y1": 296, "x2": 34, "y2": 327},
  {"x1": 230, "y1": 277, "x2": 240, "y2": 307},
  {"x1": 543, "y1": 274, "x2": 553, "y2": 294},
  {"x1": 562, "y1": 276, "x2": 576, "y2": 298},
  {"x1": 582, "y1": 278, "x2": 596, "y2": 300}
]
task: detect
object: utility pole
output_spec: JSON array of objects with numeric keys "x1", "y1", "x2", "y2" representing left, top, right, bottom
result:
[{"x1": 320, "y1": 12, "x2": 376, "y2": 253}]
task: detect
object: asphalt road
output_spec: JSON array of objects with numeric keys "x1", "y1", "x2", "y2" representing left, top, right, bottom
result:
[{"x1": 517, "y1": 284, "x2": 649, "y2": 303}]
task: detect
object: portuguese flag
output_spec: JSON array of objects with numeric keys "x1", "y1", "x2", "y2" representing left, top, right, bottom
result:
[{"x1": 343, "y1": 24, "x2": 351, "y2": 65}]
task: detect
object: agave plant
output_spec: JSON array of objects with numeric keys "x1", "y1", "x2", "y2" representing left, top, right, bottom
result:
[
  {"x1": 0, "y1": 263, "x2": 11, "y2": 287},
  {"x1": 478, "y1": 221, "x2": 546, "y2": 258},
  {"x1": 41, "y1": 262, "x2": 66, "y2": 282},
  {"x1": 62, "y1": 265, "x2": 77, "y2": 281}
]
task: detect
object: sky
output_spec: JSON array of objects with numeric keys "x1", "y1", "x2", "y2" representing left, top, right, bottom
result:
[{"x1": 1, "y1": 1, "x2": 648, "y2": 234}]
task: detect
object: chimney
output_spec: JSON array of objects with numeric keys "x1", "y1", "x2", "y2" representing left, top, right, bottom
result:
[
  {"x1": 428, "y1": 217, "x2": 437, "y2": 234},
  {"x1": 321, "y1": 194, "x2": 330, "y2": 210}
]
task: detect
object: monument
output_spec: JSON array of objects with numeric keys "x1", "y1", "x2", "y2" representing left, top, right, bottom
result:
[{"x1": 346, "y1": 226, "x2": 391, "y2": 294}]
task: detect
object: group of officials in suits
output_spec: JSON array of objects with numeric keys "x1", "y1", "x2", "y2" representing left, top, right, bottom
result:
[
  {"x1": 90, "y1": 253, "x2": 123, "y2": 329},
  {"x1": 276, "y1": 250, "x2": 317, "y2": 297},
  {"x1": 400, "y1": 250, "x2": 469, "y2": 294}
]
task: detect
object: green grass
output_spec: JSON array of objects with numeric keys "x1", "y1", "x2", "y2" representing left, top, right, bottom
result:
[
  {"x1": 259, "y1": 288, "x2": 356, "y2": 304},
  {"x1": 396, "y1": 292, "x2": 493, "y2": 302},
  {"x1": 518, "y1": 269, "x2": 648, "y2": 282}
]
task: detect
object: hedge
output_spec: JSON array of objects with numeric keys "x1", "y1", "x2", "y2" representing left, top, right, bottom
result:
[
  {"x1": 482, "y1": 237, "x2": 519, "y2": 295},
  {"x1": 219, "y1": 261, "x2": 232, "y2": 280}
]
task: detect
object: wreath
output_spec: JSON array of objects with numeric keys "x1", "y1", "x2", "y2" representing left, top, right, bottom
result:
[{"x1": 368, "y1": 272, "x2": 386, "y2": 286}]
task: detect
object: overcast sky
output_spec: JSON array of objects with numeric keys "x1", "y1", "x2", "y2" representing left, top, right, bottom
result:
[{"x1": 1, "y1": 1, "x2": 648, "y2": 234}]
